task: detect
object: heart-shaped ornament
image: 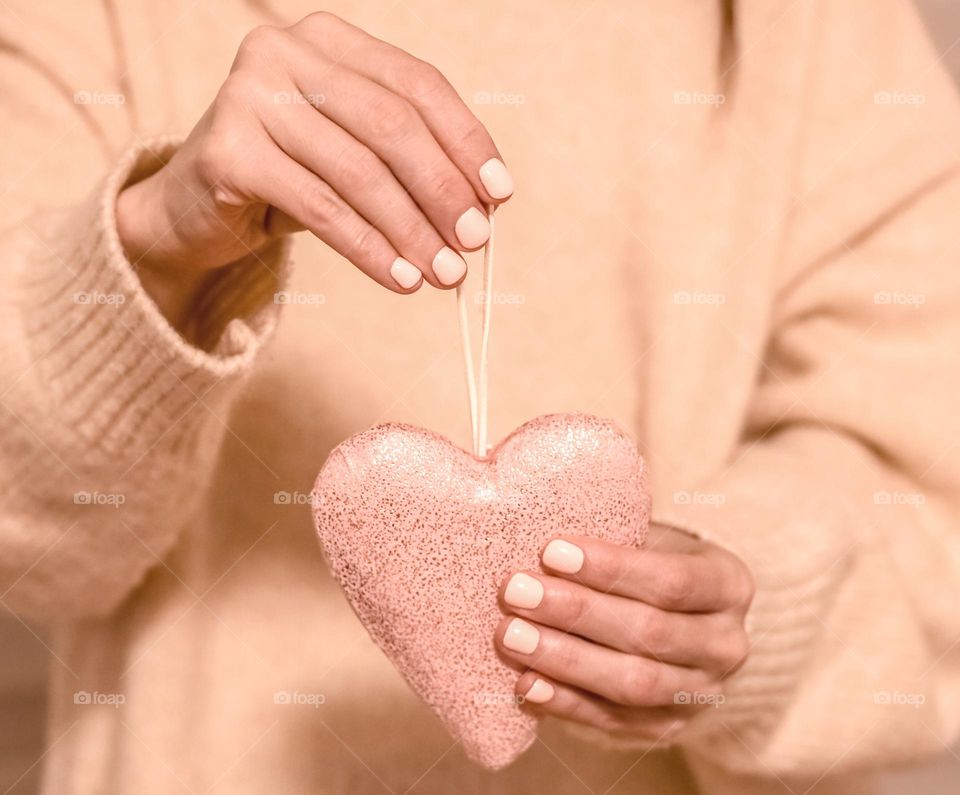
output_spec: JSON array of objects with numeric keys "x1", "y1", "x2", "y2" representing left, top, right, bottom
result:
[{"x1": 312, "y1": 412, "x2": 651, "y2": 769}]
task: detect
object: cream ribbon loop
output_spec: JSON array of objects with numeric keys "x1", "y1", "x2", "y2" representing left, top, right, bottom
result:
[{"x1": 456, "y1": 204, "x2": 495, "y2": 458}]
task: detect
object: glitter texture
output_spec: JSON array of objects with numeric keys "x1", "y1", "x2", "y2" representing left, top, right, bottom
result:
[{"x1": 311, "y1": 413, "x2": 651, "y2": 769}]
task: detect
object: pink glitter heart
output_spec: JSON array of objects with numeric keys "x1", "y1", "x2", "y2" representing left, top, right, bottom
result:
[{"x1": 311, "y1": 413, "x2": 651, "y2": 768}]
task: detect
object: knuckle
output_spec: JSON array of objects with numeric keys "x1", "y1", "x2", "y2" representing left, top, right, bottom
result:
[
  {"x1": 554, "y1": 586, "x2": 590, "y2": 629},
  {"x1": 734, "y1": 564, "x2": 756, "y2": 609},
  {"x1": 547, "y1": 636, "x2": 580, "y2": 674},
  {"x1": 196, "y1": 140, "x2": 226, "y2": 186},
  {"x1": 196, "y1": 130, "x2": 248, "y2": 191},
  {"x1": 299, "y1": 180, "x2": 343, "y2": 224},
  {"x1": 392, "y1": 214, "x2": 435, "y2": 254},
  {"x1": 418, "y1": 168, "x2": 468, "y2": 204},
  {"x1": 367, "y1": 98, "x2": 418, "y2": 142},
  {"x1": 596, "y1": 546, "x2": 627, "y2": 586},
  {"x1": 345, "y1": 222, "x2": 381, "y2": 263},
  {"x1": 398, "y1": 61, "x2": 449, "y2": 100},
  {"x1": 332, "y1": 146, "x2": 382, "y2": 191},
  {"x1": 215, "y1": 73, "x2": 250, "y2": 107},
  {"x1": 237, "y1": 25, "x2": 285, "y2": 61},
  {"x1": 720, "y1": 632, "x2": 750, "y2": 672},
  {"x1": 209, "y1": 184, "x2": 244, "y2": 211},
  {"x1": 220, "y1": 71, "x2": 274, "y2": 111},
  {"x1": 614, "y1": 662, "x2": 657, "y2": 707},
  {"x1": 294, "y1": 10, "x2": 340, "y2": 33},
  {"x1": 448, "y1": 120, "x2": 492, "y2": 158},
  {"x1": 656, "y1": 562, "x2": 694, "y2": 606},
  {"x1": 628, "y1": 610, "x2": 666, "y2": 656},
  {"x1": 715, "y1": 549, "x2": 755, "y2": 609}
]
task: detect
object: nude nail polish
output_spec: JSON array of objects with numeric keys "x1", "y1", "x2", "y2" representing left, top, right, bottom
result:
[
  {"x1": 455, "y1": 207, "x2": 491, "y2": 249},
  {"x1": 503, "y1": 618, "x2": 539, "y2": 654},
  {"x1": 479, "y1": 158, "x2": 514, "y2": 199},
  {"x1": 390, "y1": 257, "x2": 421, "y2": 289},
  {"x1": 504, "y1": 573, "x2": 544, "y2": 609},
  {"x1": 523, "y1": 678, "x2": 555, "y2": 704},
  {"x1": 432, "y1": 247, "x2": 467, "y2": 286},
  {"x1": 542, "y1": 539, "x2": 584, "y2": 574}
]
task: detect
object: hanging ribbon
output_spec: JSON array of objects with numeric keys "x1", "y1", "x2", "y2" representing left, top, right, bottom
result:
[{"x1": 456, "y1": 204, "x2": 495, "y2": 458}]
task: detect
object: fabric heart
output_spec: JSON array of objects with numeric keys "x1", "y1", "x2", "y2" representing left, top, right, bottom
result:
[{"x1": 311, "y1": 412, "x2": 651, "y2": 769}]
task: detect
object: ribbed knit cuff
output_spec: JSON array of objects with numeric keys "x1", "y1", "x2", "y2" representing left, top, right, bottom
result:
[
  {"x1": 17, "y1": 137, "x2": 292, "y2": 466},
  {"x1": 650, "y1": 445, "x2": 859, "y2": 767}
]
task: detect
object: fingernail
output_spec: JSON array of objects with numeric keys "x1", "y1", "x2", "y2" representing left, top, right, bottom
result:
[
  {"x1": 390, "y1": 257, "x2": 421, "y2": 289},
  {"x1": 431, "y1": 246, "x2": 467, "y2": 286},
  {"x1": 503, "y1": 618, "x2": 539, "y2": 654},
  {"x1": 479, "y1": 158, "x2": 514, "y2": 199},
  {"x1": 504, "y1": 573, "x2": 544, "y2": 609},
  {"x1": 542, "y1": 539, "x2": 584, "y2": 574},
  {"x1": 455, "y1": 207, "x2": 491, "y2": 249},
  {"x1": 523, "y1": 678, "x2": 555, "y2": 704}
]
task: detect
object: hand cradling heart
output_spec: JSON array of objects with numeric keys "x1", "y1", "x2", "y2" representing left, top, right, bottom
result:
[{"x1": 312, "y1": 412, "x2": 650, "y2": 768}]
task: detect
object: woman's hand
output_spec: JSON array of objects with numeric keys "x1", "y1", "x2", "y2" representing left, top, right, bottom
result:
[
  {"x1": 117, "y1": 12, "x2": 513, "y2": 323},
  {"x1": 495, "y1": 524, "x2": 754, "y2": 747}
]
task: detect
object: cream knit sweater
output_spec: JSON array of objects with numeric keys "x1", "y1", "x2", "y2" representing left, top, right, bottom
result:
[{"x1": 2, "y1": 1, "x2": 960, "y2": 793}]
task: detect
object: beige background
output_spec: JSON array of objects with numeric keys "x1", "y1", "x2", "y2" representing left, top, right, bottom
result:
[{"x1": 2, "y1": 1, "x2": 960, "y2": 792}]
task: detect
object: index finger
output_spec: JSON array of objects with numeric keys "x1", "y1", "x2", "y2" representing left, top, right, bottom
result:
[
  {"x1": 539, "y1": 536, "x2": 744, "y2": 612},
  {"x1": 290, "y1": 12, "x2": 514, "y2": 204}
]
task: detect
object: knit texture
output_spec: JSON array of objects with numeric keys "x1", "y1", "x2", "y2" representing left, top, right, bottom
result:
[
  {"x1": 0, "y1": 137, "x2": 291, "y2": 619},
  {"x1": 2, "y1": 0, "x2": 960, "y2": 792}
]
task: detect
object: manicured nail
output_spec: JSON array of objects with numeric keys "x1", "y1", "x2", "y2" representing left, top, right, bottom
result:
[
  {"x1": 390, "y1": 257, "x2": 421, "y2": 289},
  {"x1": 504, "y1": 573, "x2": 544, "y2": 609},
  {"x1": 431, "y1": 247, "x2": 467, "y2": 286},
  {"x1": 542, "y1": 539, "x2": 584, "y2": 574},
  {"x1": 523, "y1": 678, "x2": 555, "y2": 704},
  {"x1": 479, "y1": 158, "x2": 514, "y2": 199},
  {"x1": 503, "y1": 618, "x2": 539, "y2": 654},
  {"x1": 455, "y1": 207, "x2": 491, "y2": 249}
]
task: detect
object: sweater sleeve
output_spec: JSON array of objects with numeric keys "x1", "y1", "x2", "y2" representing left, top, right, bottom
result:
[
  {"x1": 0, "y1": 136, "x2": 292, "y2": 622},
  {"x1": 659, "y1": 0, "x2": 960, "y2": 778}
]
